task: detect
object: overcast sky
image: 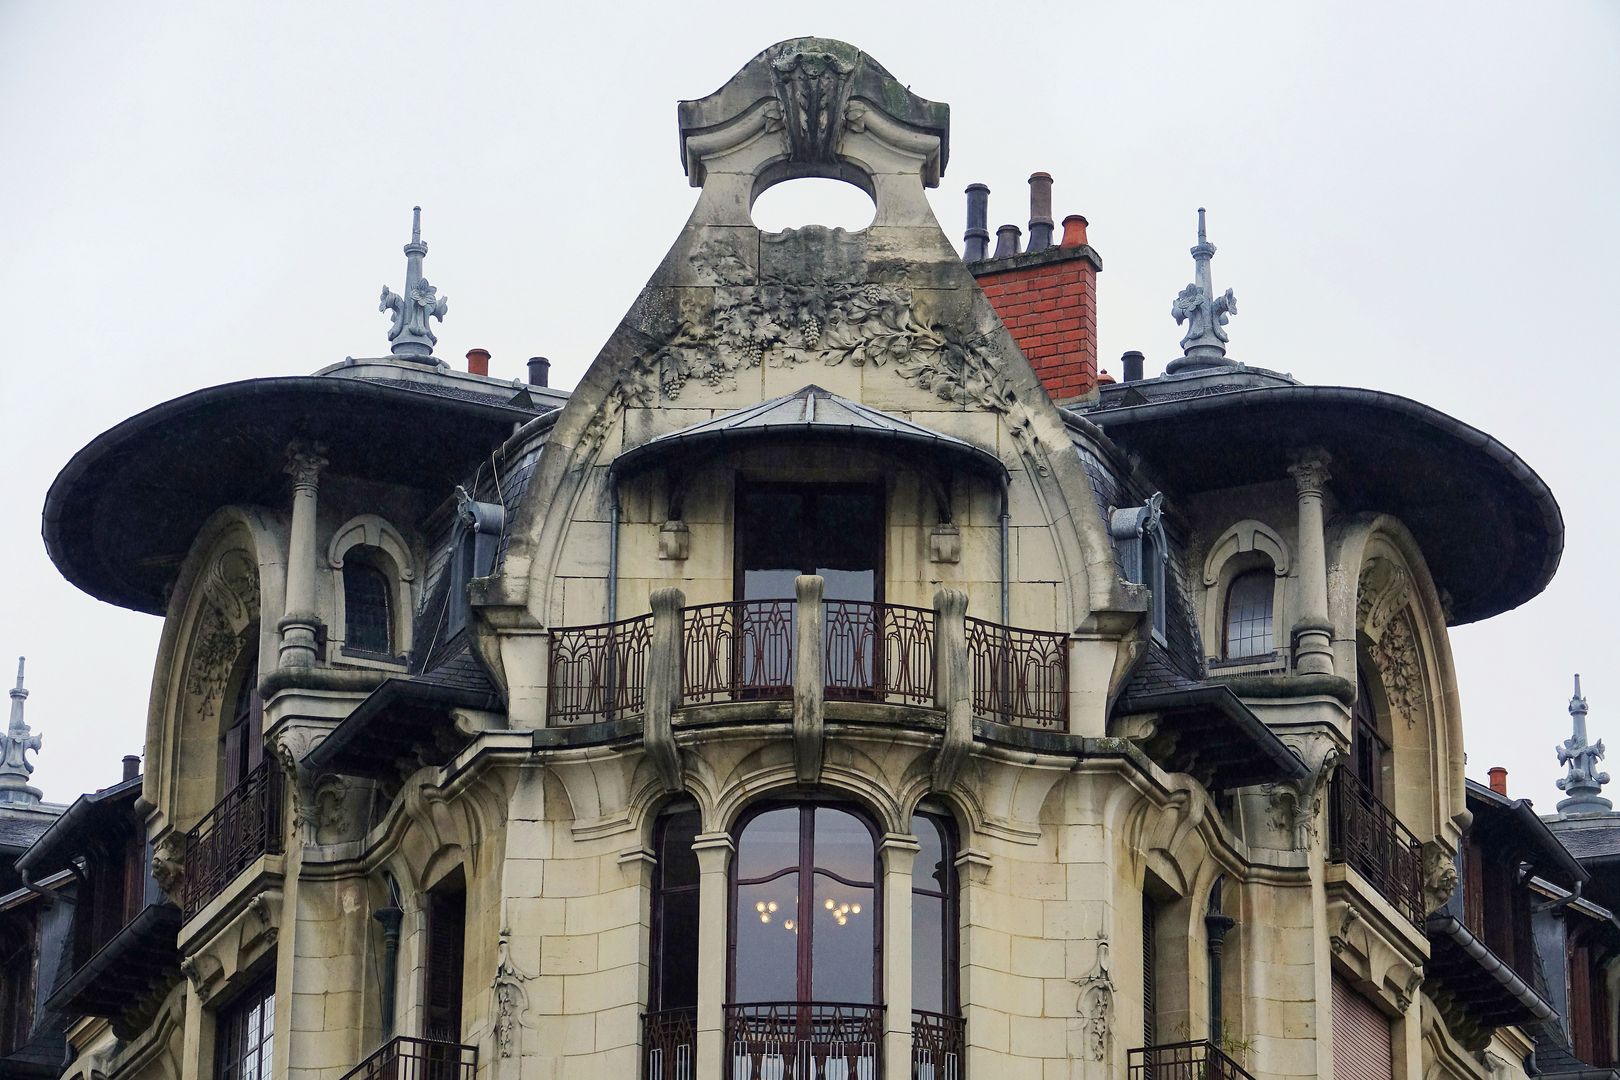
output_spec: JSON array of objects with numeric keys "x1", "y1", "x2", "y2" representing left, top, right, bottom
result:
[{"x1": 2, "y1": 2, "x2": 1616, "y2": 814}]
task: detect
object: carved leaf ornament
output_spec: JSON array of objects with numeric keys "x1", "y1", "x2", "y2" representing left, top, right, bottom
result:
[{"x1": 590, "y1": 280, "x2": 1043, "y2": 464}]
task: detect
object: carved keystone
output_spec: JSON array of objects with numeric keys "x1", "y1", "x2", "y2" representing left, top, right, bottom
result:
[
  {"x1": 646, "y1": 588, "x2": 686, "y2": 793},
  {"x1": 793, "y1": 575, "x2": 826, "y2": 783}
]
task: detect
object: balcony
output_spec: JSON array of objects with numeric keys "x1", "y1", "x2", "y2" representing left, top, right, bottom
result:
[
  {"x1": 182, "y1": 762, "x2": 285, "y2": 919},
  {"x1": 725, "y1": 1002, "x2": 883, "y2": 1080},
  {"x1": 341, "y1": 1036, "x2": 477, "y2": 1080},
  {"x1": 911, "y1": 1010, "x2": 965, "y2": 1080},
  {"x1": 643, "y1": 1008, "x2": 696, "y2": 1080},
  {"x1": 1128, "y1": 1041, "x2": 1256, "y2": 1080},
  {"x1": 1327, "y1": 767, "x2": 1425, "y2": 929},
  {"x1": 548, "y1": 592, "x2": 1067, "y2": 732}
]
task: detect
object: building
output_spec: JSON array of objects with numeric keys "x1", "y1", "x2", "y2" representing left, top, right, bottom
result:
[{"x1": 27, "y1": 36, "x2": 1594, "y2": 1080}]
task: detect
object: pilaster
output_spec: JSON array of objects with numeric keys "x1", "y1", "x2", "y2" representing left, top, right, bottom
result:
[{"x1": 692, "y1": 832, "x2": 735, "y2": 1076}]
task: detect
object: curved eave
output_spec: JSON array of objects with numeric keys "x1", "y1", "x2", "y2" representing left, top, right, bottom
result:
[
  {"x1": 44, "y1": 377, "x2": 541, "y2": 615},
  {"x1": 1089, "y1": 385, "x2": 1562, "y2": 625},
  {"x1": 612, "y1": 420, "x2": 1009, "y2": 485}
]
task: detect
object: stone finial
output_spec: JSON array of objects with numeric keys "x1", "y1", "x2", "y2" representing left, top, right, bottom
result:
[
  {"x1": 0, "y1": 658, "x2": 43, "y2": 806},
  {"x1": 1557, "y1": 673, "x2": 1612, "y2": 814},
  {"x1": 1166, "y1": 207, "x2": 1238, "y2": 374},
  {"x1": 378, "y1": 207, "x2": 448, "y2": 360}
]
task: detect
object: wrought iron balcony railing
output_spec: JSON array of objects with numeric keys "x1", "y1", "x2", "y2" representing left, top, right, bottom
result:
[
  {"x1": 1327, "y1": 766, "x2": 1426, "y2": 928},
  {"x1": 182, "y1": 762, "x2": 284, "y2": 919},
  {"x1": 644, "y1": 1007, "x2": 697, "y2": 1080},
  {"x1": 725, "y1": 1001, "x2": 883, "y2": 1080},
  {"x1": 1129, "y1": 1041, "x2": 1256, "y2": 1080},
  {"x1": 340, "y1": 1036, "x2": 477, "y2": 1080},
  {"x1": 549, "y1": 593, "x2": 1066, "y2": 733},
  {"x1": 911, "y1": 1010, "x2": 965, "y2": 1080}
]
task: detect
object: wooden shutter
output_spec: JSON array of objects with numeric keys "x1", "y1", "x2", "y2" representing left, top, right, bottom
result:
[
  {"x1": 424, "y1": 884, "x2": 467, "y2": 1042},
  {"x1": 1332, "y1": 976, "x2": 1393, "y2": 1080},
  {"x1": 1570, "y1": 942, "x2": 1595, "y2": 1064}
]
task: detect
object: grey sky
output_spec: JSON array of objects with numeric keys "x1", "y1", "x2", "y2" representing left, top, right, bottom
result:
[{"x1": 3, "y1": 2, "x2": 1616, "y2": 813}]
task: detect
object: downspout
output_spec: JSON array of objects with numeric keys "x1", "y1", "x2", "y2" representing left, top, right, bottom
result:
[
  {"x1": 999, "y1": 480, "x2": 1010, "y2": 625},
  {"x1": 374, "y1": 904, "x2": 404, "y2": 1040},
  {"x1": 609, "y1": 488, "x2": 621, "y2": 623}
]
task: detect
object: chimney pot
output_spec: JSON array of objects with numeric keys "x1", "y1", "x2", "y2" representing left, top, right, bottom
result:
[
  {"x1": 1096, "y1": 369, "x2": 1116, "y2": 385},
  {"x1": 1122, "y1": 350, "x2": 1145, "y2": 382},
  {"x1": 465, "y1": 348, "x2": 491, "y2": 377},
  {"x1": 1061, "y1": 214, "x2": 1089, "y2": 249},
  {"x1": 964, "y1": 184, "x2": 991, "y2": 262},
  {"x1": 1488, "y1": 766, "x2": 1509, "y2": 796},
  {"x1": 992, "y1": 224, "x2": 1022, "y2": 260},
  {"x1": 122, "y1": 754, "x2": 140, "y2": 782},
  {"x1": 527, "y1": 356, "x2": 551, "y2": 387},
  {"x1": 1027, "y1": 172, "x2": 1055, "y2": 253}
]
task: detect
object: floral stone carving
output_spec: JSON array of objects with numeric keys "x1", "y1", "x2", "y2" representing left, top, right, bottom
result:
[{"x1": 1368, "y1": 611, "x2": 1424, "y2": 728}]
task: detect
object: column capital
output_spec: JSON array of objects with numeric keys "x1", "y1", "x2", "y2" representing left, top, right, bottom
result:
[
  {"x1": 692, "y1": 831, "x2": 735, "y2": 873},
  {"x1": 879, "y1": 832, "x2": 922, "y2": 874},
  {"x1": 1287, "y1": 450, "x2": 1332, "y2": 496},
  {"x1": 284, "y1": 441, "x2": 329, "y2": 490}
]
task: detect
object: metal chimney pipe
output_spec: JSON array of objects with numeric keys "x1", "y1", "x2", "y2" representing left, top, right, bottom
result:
[
  {"x1": 122, "y1": 755, "x2": 140, "y2": 782},
  {"x1": 992, "y1": 224, "x2": 1022, "y2": 260},
  {"x1": 1122, "y1": 351, "x2": 1145, "y2": 382},
  {"x1": 964, "y1": 184, "x2": 990, "y2": 262},
  {"x1": 527, "y1": 356, "x2": 551, "y2": 387},
  {"x1": 1027, "y1": 172, "x2": 1054, "y2": 252}
]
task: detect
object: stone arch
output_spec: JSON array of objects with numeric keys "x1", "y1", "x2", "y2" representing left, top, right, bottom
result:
[
  {"x1": 143, "y1": 507, "x2": 287, "y2": 836},
  {"x1": 1200, "y1": 518, "x2": 1292, "y2": 661},
  {"x1": 327, "y1": 513, "x2": 418, "y2": 657},
  {"x1": 1330, "y1": 514, "x2": 1466, "y2": 847}
]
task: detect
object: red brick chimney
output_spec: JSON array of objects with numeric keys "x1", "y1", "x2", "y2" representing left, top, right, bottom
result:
[{"x1": 965, "y1": 176, "x2": 1102, "y2": 406}]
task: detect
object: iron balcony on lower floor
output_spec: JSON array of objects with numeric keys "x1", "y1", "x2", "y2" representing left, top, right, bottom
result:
[
  {"x1": 642, "y1": 1004, "x2": 965, "y2": 1079},
  {"x1": 1129, "y1": 1041, "x2": 1257, "y2": 1080},
  {"x1": 181, "y1": 761, "x2": 284, "y2": 919},
  {"x1": 1326, "y1": 766, "x2": 1426, "y2": 928},
  {"x1": 340, "y1": 1036, "x2": 477, "y2": 1080}
]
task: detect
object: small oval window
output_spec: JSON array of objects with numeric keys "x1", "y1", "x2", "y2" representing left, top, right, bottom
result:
[{"x1": 751, "y1": 177, "x2": 876, "y2": 232}]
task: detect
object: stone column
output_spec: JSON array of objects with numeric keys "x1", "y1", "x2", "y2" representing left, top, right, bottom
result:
[
  {"x1": 278, "y1": 442, "x2": 328, "y2": 670},
  {"x1": 792, "y1": 574, "x2": 826, "y2": 783},
  {"x1": 692, "y1": 832, "x2": 735, "y2": 1076},
  {"x1": 880, "y1": 832, "x2": 921, "y2": 1077},
  {"x1": 1287, "y1": 452, "x2": 1335, "y2": 677}
]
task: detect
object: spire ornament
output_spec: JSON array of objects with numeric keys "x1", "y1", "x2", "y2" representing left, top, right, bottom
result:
[
  {"x1": 0, "y1": 658, "x2": 43, "y2": 807},
  {"x1": 1556, "y1": 674, "x2": 1612, "y2": 814},
  {"x1": 1167, "y1": 208, "x2": 1238, "y2": 374},
  {"x1": 379, "y1": 207, "x2": 448, "y2": 360}
]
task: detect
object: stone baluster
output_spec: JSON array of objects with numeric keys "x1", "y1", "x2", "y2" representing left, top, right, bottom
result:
[
  {"x1": 278, "y1": 442, "x2": 328, "y2": 670},
  {"x1": 1288, "y1": 452, "x2": 1335, "y2": 677}
]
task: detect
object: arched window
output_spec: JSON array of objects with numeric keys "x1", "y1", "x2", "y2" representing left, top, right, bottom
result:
[
  {"x1": 222, "y1": 649, "x2": 262, "y2": 793},
  {"x1": 646, "y1": 803, "x2": 701, "y2": 1080},
  {"x1": 729, "y1": 803, "x2": 880, "y2": 1080},
  {"x1": 342, "y1": 550, "x2": 393, "y2": 655},
  {"x1": 1222, "y1": 569, "x2": 1274, "y2": 659},
  {"x1": 911, "y1": 811, "x2": 963, "y2": 1080}
]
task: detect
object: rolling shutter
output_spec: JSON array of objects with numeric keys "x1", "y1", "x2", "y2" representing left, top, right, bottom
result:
[{"x1": 1332, "y1": 976, "x2": 1393, "y2": 1080}]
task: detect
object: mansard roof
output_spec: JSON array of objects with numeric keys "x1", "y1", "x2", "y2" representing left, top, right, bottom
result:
[{"x1": 1083, "y1": 375, "x2": 1562, "y2": 625}]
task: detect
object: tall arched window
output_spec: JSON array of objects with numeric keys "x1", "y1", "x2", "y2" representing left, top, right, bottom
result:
[
  {"x1": 729, "y1": 803, "x2": 880, "y2": 1080},
  {"x1": 222, "y1": 648, "x2": 262, "y2": 794},
  {"x1": 646, "y1": 802, "x2": 701, "y2": 1080},
  {"x1": 342, "y1": 549, "x2": 393, "y2": 655},
  {"x1": 911, "y1": 811, "x2": 963, "y2": 1080},
  {"x1": 1222, "y1": 569, "x2": 1274, "y2": 659}
]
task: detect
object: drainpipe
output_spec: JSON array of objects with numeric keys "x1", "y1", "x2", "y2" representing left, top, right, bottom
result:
[
  {"x1": 1205, "y1": 881, "x2": 1236, "y2": 1044},
  {"x1": 374, "y1": 905, "x2": 404, "y2": 1039},
  {"x1": 608, "y1": 488, "x2": 621, "y2": 622},
  {"x1": 999, "y1": 481, "x2": 1011, "y2": 624}
]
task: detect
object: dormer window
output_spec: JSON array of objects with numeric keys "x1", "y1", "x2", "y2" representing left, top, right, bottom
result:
[
  {"x1": 1110, "y1": 493, "x2": 1168, "y2": 643},
  {"x1": 341, "y1": 550, "x2": 393, "y2": 655},
  {"x1": 1222, "y1": 569, "x2": 1273, "y2": 659},
  {"x1": 447, "y1": 489, "x2": 504, "y2": 637}
]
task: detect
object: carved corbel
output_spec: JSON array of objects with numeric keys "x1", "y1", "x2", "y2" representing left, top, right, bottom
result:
[
  {"x1": 1330, "y1": 900, "x2": 1361, "y2": 955},
  {"x1": 645, "y1": 588, "x2": 686, "y2": 794},
  {"x1": 151, "y1": 832, "x2": 187, "y2": 903},
  {"x1": 930, "y1": 589, "x2": 971, "y2": 792},
  {"x1": 179, "y1": 954, "x2": 222, "y2": 1002},
  {"x1": 1421, "y1": 840, "x2": 1458, "y2": 914}
]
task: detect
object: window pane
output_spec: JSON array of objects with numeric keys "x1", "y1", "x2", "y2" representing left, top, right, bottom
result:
[
  {"x1": 343, "y1": 557, "x2": 392, "y2": 653},
  {"x1": 912, "y1": 893, "x2": 944, "y2": 1013},
  {"x1": 812, "y1": 808, "x2": 873, "y2": 885},
  {"x1": 1223, "y1": 570, "x2": 1273, "y2": 659},
  {"x1": 736, "y1": 808, "x2": 800, "y2": 881},
  {"x1": 810, "y1": 872, "x2": 873, "y2": 1003},
  {"x1": 734, "y1": 874, "x2": 798, "y2": 1002},
  {"x1": 659, "y1": 808, "x2": 702, "y2": 890},
  {"x1": 658, "y1": 887, "x2": 701, "y2": 1010},
  {"x1": 914, "y1": 817, "x2": 946, "y2": 895}
]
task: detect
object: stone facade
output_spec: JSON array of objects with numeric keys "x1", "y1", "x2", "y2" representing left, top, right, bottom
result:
[{"x1": 23, "y1": 35, "x2": 1601, "y2": 1080}]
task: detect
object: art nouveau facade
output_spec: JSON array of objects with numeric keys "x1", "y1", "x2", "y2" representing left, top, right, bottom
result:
[{"x1": 26, "y1": 36, "x2": 1593, "y2": 1080}]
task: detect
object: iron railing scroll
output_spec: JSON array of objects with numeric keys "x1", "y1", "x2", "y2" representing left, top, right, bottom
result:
[
  {"x1": 911, "y1": 1010, "x2": 965, "y2": 1080},
  {"x1": 644, "y1": 1008, "x2": 697, "y2": 1080},
  {"x1": 1327, "y1": 766, "x2": 1426, "y2": 928},
  {"x1": 340, "y1": 1036, "x2": 477, "y2": 1080},
  {"x1": 1128, "y1": 1041, "x2": 1256, "y2": 1080},
  {"x1": 964, "y1": 616, "x2": 1067, "y2": 729},
  {"x1": 725, "y1": 1001, "x2": 883, "y2": 1080},
  {"x1": 547, "y1": 612, "x2": 653, "y2": 725}
]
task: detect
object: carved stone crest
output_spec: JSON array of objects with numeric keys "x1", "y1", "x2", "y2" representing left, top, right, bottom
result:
[
  {"x1": 1368, "y1": 611, "x2": 1424, "y2": 727},
  {"x1": 185, "y1": 549, "x2": 259, "y2": 711},
  {"x1": 491, "y1": 926, "x2": 534, "y2": 1058},
  {"x1": 1357, "y1": 559, "x2": 1412, "y2": 642},
  {"x1": 1073, "y1": 937, "x2": 1115, "y2": 1062},
  {"x1": 769, "y1": 43, "x2": 856, "y2": 164}
]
